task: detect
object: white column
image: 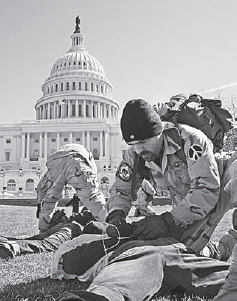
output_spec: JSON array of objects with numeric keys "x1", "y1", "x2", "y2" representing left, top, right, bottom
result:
[
  {"x1": 62, "y1": 102, "x2": 65, "y2": 118},
  {"x1": 100, "y1": 131, "x2": 103, "y2": 157},
  {"x1": 54, "y1": 102, "x2": 56, "y2": 118},
  {"x1": 44, "y1": 132, "x2": 48, "y2": 159},
  {"x1": 86, "y1": 131, "x2": 90, "y2": 150},
  {"x1": 104, "y1": 129, "x2": 109, "y2": 156},
  {"x1": 108, "y1": 105, "x2": 111, "y2": 120},
  {"x1": 57, "y1": 132, "x2": 60, "y2": 149},
  {"x1": 21, "y1": 133, "x2": 25, "y2": 159},
  {"x1": 82, "y1": 131, "x2": 85, "y2": 147},
  {"x1": 39, "y1": 132, "x2": 42, "y2": 158},
  {"x1": 90, "y1": 101, "x2": 93, "y2": 118},
  {"x1": 98, "y1": 102, "x2": 101, "y2": 118},
  {"x1": 68, "y1": 101, "x2": 70, "y2": 117},
  {"x1": 26, "y1": 132, "x2": 30, "y2": 159},
  {"x1": 69, "y1": 132, "x2": 73, "y2": 143},
  {"x1": 104, "y1": 104, "x2": 106, "y2": 118},
  {"x1": 47, "y1": 103, "x2": 50, "y2": 119}
]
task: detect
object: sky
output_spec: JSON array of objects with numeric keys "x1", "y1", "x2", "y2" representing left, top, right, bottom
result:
[{"x1": 1, "y1": 0, "x2": 237, "y2": 124}]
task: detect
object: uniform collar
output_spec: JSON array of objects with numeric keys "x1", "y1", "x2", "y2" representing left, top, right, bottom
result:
[{"x1": 145, "y1": 122, "x2": 182, "y2": 174}]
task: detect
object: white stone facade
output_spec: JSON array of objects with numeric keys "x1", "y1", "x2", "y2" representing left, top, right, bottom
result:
[{"x1": 0, "y1": 17, "x2": 125, "y2": 199}]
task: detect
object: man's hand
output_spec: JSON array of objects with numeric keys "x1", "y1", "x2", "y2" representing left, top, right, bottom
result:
[
  {"x1": 130, "y1": 212, "x2": 175, "y2": 240},
  {"x1": 106, "y1": 210, "x2": 126, "y2": 224},
  {"x1": 106, "y1": 210, "x2": 134, "y2": 238},
  {"x1": 49, "y1": 209, "x2": 68, "y2": 228}
]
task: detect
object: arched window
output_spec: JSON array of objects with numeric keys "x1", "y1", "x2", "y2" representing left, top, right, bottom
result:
[
  {"x1": 85, "y1": 82, "x2": 88, "y2": 91},
  {"x1": 101, "y1": 177, "x2": 109, "y2": 184},
  {"x1": 7, "y1": 179, "x2": 16, "y2": 191},
  {"x1": 66, "y1": 82, "x2": 70, "y2": 91},
  {"x1": 25, "y1": 178, "x2": 34, "y2": 191}
]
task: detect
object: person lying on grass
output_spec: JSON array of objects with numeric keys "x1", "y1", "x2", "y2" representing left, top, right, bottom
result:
[{"x1": 0, "y1": 207, "x2": 98, "y2": 259}]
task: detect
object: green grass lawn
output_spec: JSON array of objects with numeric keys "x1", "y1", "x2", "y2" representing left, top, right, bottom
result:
[{"x1": 0, "y1": 204, "x2": 234, "y2": 301}]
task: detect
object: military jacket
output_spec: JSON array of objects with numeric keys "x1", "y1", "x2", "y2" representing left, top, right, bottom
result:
[{"x1": 107, "y1": 123, "x2": 220, "y2": 227}]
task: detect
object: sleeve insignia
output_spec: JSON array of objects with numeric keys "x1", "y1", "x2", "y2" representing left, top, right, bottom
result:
[
  {"x1": 188, "y1": 144, "x2": 203, "y2": 161},
  {"x1": 116, "y1": 161, "x2": 133, "y2": 181}
]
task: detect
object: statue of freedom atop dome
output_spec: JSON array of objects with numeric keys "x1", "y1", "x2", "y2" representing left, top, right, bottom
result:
[{"x1": 75, "y1": 15, "x2": 80, "y2": 33}]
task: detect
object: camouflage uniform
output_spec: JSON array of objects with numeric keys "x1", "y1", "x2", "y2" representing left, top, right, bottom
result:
[{"x1": 37, "y1": 144, "x2": 106, "y2": 231}]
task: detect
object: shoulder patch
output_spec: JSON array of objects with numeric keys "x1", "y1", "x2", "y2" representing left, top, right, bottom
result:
[
  {"x1": 116, "y1": 161, "x2": 133, "y2": 181},
  {"x1": 188, "y1": 144, "x2": 203, "y2": 161}
]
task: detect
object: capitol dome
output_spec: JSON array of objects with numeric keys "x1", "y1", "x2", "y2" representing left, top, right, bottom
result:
[{"x1": 35, "y1": 16, "x2": 118, "y2": 121}]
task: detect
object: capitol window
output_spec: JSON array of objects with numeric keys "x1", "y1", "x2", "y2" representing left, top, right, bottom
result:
[
  {"x1": 79, "y1": 82, "x2": 82, "y2": 90},
  {"x1": 64, "y1": 138, "x2": 68, "y2": 142},
  {"x1": 72, "y1": 82, "x2": 76, "y2": 90},
  {"x1": 91, "y1": 83, "x2": 94, "y2": 91},
  {"x1": 85, "y1": 82, "x2": 88, "y2": 91},
  {"x1": 66, "y1": 82, "x2": 69, "y2": 90},
  {"x1": 5, "y1": 151, "x2": 11, "y2": 161},
  {"x1": 25, "y1": 179, "x2": 34, "y2": 191},
  {"x1": 55, "y1": 84, "x2": 58, "y2": 92},
  {"x1": 61, "y1": 83, "x2": 63, "y2": 91},
  {"x1": 6, "y1": 139, "x2": 11, "y2": 144},
  {"x1": 7, "y1": 179, "x2": 16, "y2": 191}
]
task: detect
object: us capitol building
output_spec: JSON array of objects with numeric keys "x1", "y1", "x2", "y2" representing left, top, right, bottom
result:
[{"x1": 0, "y1": 16, "x2": 126, "y2": 199}]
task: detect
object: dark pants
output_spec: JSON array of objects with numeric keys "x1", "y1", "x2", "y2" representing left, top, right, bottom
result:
[
  {"x1": 83, "y1": 238, "x2": 230, "y2": 300},
  {"x1": 15, "y1": 222, "x2": 81, "y2": 255}
]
